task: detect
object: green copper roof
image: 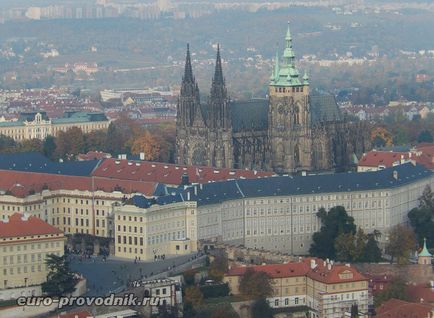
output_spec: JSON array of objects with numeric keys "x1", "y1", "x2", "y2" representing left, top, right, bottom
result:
[
  {"x1": 270, "y1": 22, "x2": 307, "y2": 87},
  {"x1": 419, "y1": 238, "x2": 432, "y2": 257}
]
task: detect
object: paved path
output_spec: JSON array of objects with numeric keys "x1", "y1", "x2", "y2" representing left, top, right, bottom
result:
[{"x1": 69, "y1": 254, "x2": 197, "y2": 296}]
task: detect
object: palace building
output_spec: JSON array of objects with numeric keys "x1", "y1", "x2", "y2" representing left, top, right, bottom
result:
[
  {"x1": 0, "y1": 111, "x2": 110, "y2": 141},
  {"x1": 175, "y1": 23, "x2": 370, "y2": 174}
]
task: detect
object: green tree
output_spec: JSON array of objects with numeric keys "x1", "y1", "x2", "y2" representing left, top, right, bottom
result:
[
  {"x1": 19, "y1": 138, "x2": 43, "y2": 152},
  {"x1": 0, "y1": 134, "x2": 17, "y2": 152},
  {"x1": 85, "y1": 130, "x2": 108, "y2": 152},
  {"x1": 184, "y1": 286, "x2": 204, "y2": 308},
  {"x1": 417, "y1": 130, "x2": 433, "y2": 143},
  {"x1": 408, "y1": 186, "x2": 434, "y2": 249},
  {"x1": 239, "y1": 268, "x2": 273, "y2": 300},
  {"x1": 334, "y1": 232, "x2": 356, "y2": 262},
  {"x1": 43, "y1": 136, "x2": 57, "y2": 159},
  {"x1": 374, "y1": 278, "x2": 409, "y2": 307},
  {"x1": 354, "y1": 228, "x2": 367, "y2": 262},
  {"x1": 310, "y1": 206, "x2": 357, "y2": 259},
  {"x1": 385, "y1": 225, "x2": 416, "y2": 264},
  {"x1": 364, "y1": 231, "x2": 382, "y2": 262},
  {"x1": 208, "y1": 254, "x2": 228, "y2": 282},
  {"x1": 251, "y1": 298, "x2": 273, "y2": 318},
  {"x1": 42, "y1": 254, "x2": 77, "y2": 296}
]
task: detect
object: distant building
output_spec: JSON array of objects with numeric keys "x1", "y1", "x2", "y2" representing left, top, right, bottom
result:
[
  {"x1": 0, "y1": 111, "x2": 110, "y2": 141},
  {"x1": 224, "y1": 258, "x2": 371, "y2": 318},
  {"x1": 0, "y1": 213, "x2": 65, "y2": 300},
  {"x1": 358, "y1": 144, "x2": 434, "y2": 172},
  {"x1": 114, "y1": 199, "x2": 198, "y2": 261}
]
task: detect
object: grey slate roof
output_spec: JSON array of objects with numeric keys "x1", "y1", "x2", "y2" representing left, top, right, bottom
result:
[
  {"x1": 230, "y1": 99, "x2": 269, "y2": 133},
  {"x1": 224, "y1": 94, "x2": 342, "y2": 133},
  {"x1": 309, "y1": 95, "x2": 342, "y2": 123},
  {"x1": 0, "y1": 152, "x2": 100, "y2": 176},
  {"x1": 130, "y1": 163, "x2": 432, "y2": 209}
]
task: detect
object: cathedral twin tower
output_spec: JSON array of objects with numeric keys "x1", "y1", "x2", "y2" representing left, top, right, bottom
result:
[{"x1": 175, "y1": 23, "x2": 369, "y2": 174}]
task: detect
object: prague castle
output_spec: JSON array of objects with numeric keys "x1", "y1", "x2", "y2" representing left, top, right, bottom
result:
[{"x1": 175, "y1": 23, "x2": 370, "y2": 173}]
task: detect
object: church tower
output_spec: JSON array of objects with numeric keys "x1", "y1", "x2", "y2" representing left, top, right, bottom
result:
[
  {"x1": 207, "y1": 45, "x2": 233, "y2": 168},
  {"x1": 268, "y1": 23, "x2": 312, "y2": 173},
  {"x1": 176, "y1": 44, "x2": 201, "y2": 165}
]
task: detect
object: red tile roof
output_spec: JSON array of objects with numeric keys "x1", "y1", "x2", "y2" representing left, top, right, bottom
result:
[
  {"x1": 226, "y1": 262, "x2": 310, "y2": 278},
  {"x1": 0, "y1": 213, "x2": 63, "y2": 238},
  {"x1": 359, "y1": 151, "x2": 411, "y2": 168},
  {"x1": 92, "y1": 158, "x2": 274, "y2": 186},
  {"x1": 0, "y1": 170, "x2": 157, "y2": 197},
  {"x1": 226, "y1": 258, "x2": 368, "y2": 285},
  {"x1": 407, "y1": 283, "x2": 434, "y2": 304},
  {"x1": 376, "y1": 299, "x2": 433, "y2": 318}
]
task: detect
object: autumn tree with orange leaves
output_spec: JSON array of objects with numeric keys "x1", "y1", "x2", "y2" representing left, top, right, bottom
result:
[{"x1": 131, "y1": 130, "x2": 161, "y2": 161}]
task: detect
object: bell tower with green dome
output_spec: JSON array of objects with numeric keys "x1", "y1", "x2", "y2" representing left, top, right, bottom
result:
[
  {"x1": 268, "y1": 22, "x2": 312, "y2": 173},
  {"x1": 418, "y1": 238, "x2": 432, "y2": 265}
]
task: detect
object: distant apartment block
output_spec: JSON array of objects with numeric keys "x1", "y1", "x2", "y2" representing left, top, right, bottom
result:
[{"x1": 0, "y1": 111, "x2": 110, "y2": 141}]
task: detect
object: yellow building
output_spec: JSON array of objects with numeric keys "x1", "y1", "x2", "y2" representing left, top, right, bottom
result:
[
  {"x1": 0, "y1": 213, "x2": 65, "y2": 298},
  {"x1": 0, "y1": 111, "x2": 110, "y2": 141},
  {"x1": 224, "y1": 258, "x2": 370, "y2": 318},
  {"x1": 114, "y1": 198, "x2": 198, "y2": 261}
]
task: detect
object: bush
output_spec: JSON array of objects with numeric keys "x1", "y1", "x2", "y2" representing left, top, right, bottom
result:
[{"x1": 199, "y1": 283, "x2": 230, "y2": 299}]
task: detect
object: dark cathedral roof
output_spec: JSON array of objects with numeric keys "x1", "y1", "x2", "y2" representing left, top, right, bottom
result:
[
  {"x1": 230, "y1": 99, "x2": 269, "y2": 133},
  {"x1": 309, "y1": 95, "x2": 342, "y2": 123},
  {"x1": 226, "y1": 94, "x2": 342, "y2": 133}
]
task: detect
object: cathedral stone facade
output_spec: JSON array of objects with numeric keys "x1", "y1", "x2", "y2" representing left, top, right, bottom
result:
[{"x1": 176, "y1": 24, "x2": 370, "y2": 174}]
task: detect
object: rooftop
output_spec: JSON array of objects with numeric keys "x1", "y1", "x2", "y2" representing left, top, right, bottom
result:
[
  {"x1": 376, "y1": 298, "x2": 433, "y2": 318},
  {"x1": 0, "y1": 213, "x2": 63, "y2": 238}
]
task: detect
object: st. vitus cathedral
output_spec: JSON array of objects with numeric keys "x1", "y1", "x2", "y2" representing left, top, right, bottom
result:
[{"x1": 175, "y1": 23, "x2": 370, "y2": 174}]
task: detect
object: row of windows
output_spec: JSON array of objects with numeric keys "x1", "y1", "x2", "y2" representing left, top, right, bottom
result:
[{"x1": 1, "y1": 241, "x2": 60, "y2": 253}]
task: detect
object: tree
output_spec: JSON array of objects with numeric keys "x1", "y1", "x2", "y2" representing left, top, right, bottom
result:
[
  {"x1": 210, "y1": 305, "x2": 239, "y2": 318},
  {"x1": 208, "y1": 254, "x2": 228, "y2": 282},
  {"x1": 251, "y1": 298, "x2": 273, "y2": 318},
  {"x1": 334, "y1": 232, "x2": 356, "y2": 262},
  {"x1": 131, "y1": 130, "x2": 161, "y2": 161},
  {"x1": 43, "y1": 136, "x2": 57, "y2": 159},
  {"x1": 239, "y1": 268, "x2": 273, "y2": 300},
  {"x1": 55, "y1": 127, "x2": 85, "y2": 159},
  {"x1": 85, "y1": 130, "x2": 108, "y2": 152},
  {"x1": 350, "y1": 304, "x2": 359, "y2": 318},
  {"x1": 374, "y1": 278, "x2": 409, "y2": 307},
  {"x1": 0, "y1": 134, "x2": 17, "y2": 152},
  {"x1": 42, "y1": 254, "x2": 77, "y2": 296},
  {"x1": 364, "y1": 231, "x2": 382, "y2": 262},
  {"x1": 184, "y1": 286, "x2": 204, "y2": 308},
  {"x1": 18, "y1": 138, "x2": 43, "y2": 153},
  {"x1": 417, "y1": 130, "x2": 433, "y2": 143},
  {"x1": 183, "y1": 269, "x2": 196, "y2": 286},
  {"x1": 385, "y1": 225, "x2": 416, "y2": 264},
  {"x1": 354, "y1": 228, "x2": 367, "y2": 262},
  {"x1": 309, "y1": 206, "x2": 357, "y2": 259}
]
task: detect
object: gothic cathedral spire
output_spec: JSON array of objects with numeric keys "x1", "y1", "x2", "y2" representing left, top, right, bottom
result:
[
  {"x1": 209, "y1": 44, "x2": 230, "y2": 129},
  {"x1": 178, "y1": 44, "x2": 200, "y2": 127}
]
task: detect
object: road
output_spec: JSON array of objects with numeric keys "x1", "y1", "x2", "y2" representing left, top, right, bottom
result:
[{"x1": 69, "y1": 253, "x2": 197, "y2": 296}]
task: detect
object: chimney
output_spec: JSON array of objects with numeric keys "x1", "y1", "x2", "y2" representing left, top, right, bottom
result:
[
  {"x1": 393, "y1": 170, "x2": 398, "y2": 180},
  {"x1": 310, "y1": 259, "x2": 317, "y2": 269},
  {"x1": 181, "y1": 172, "x2": 190, "y2": 186},
  {"x1": 327, "y1": 263, "x2": 332, "y2": 270},
  {"x1": 187, "y1": 191, "x2": 191, "y2": 201},
  {"x1": 194, "y1": 186, "x2": 197, "y2": 196},
  {"x1": 140, "y1": 152, "x2": 145, "y2": 160},
  {"x1": 199, "y1": 183, "x2": 203, "y2": 190}
]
